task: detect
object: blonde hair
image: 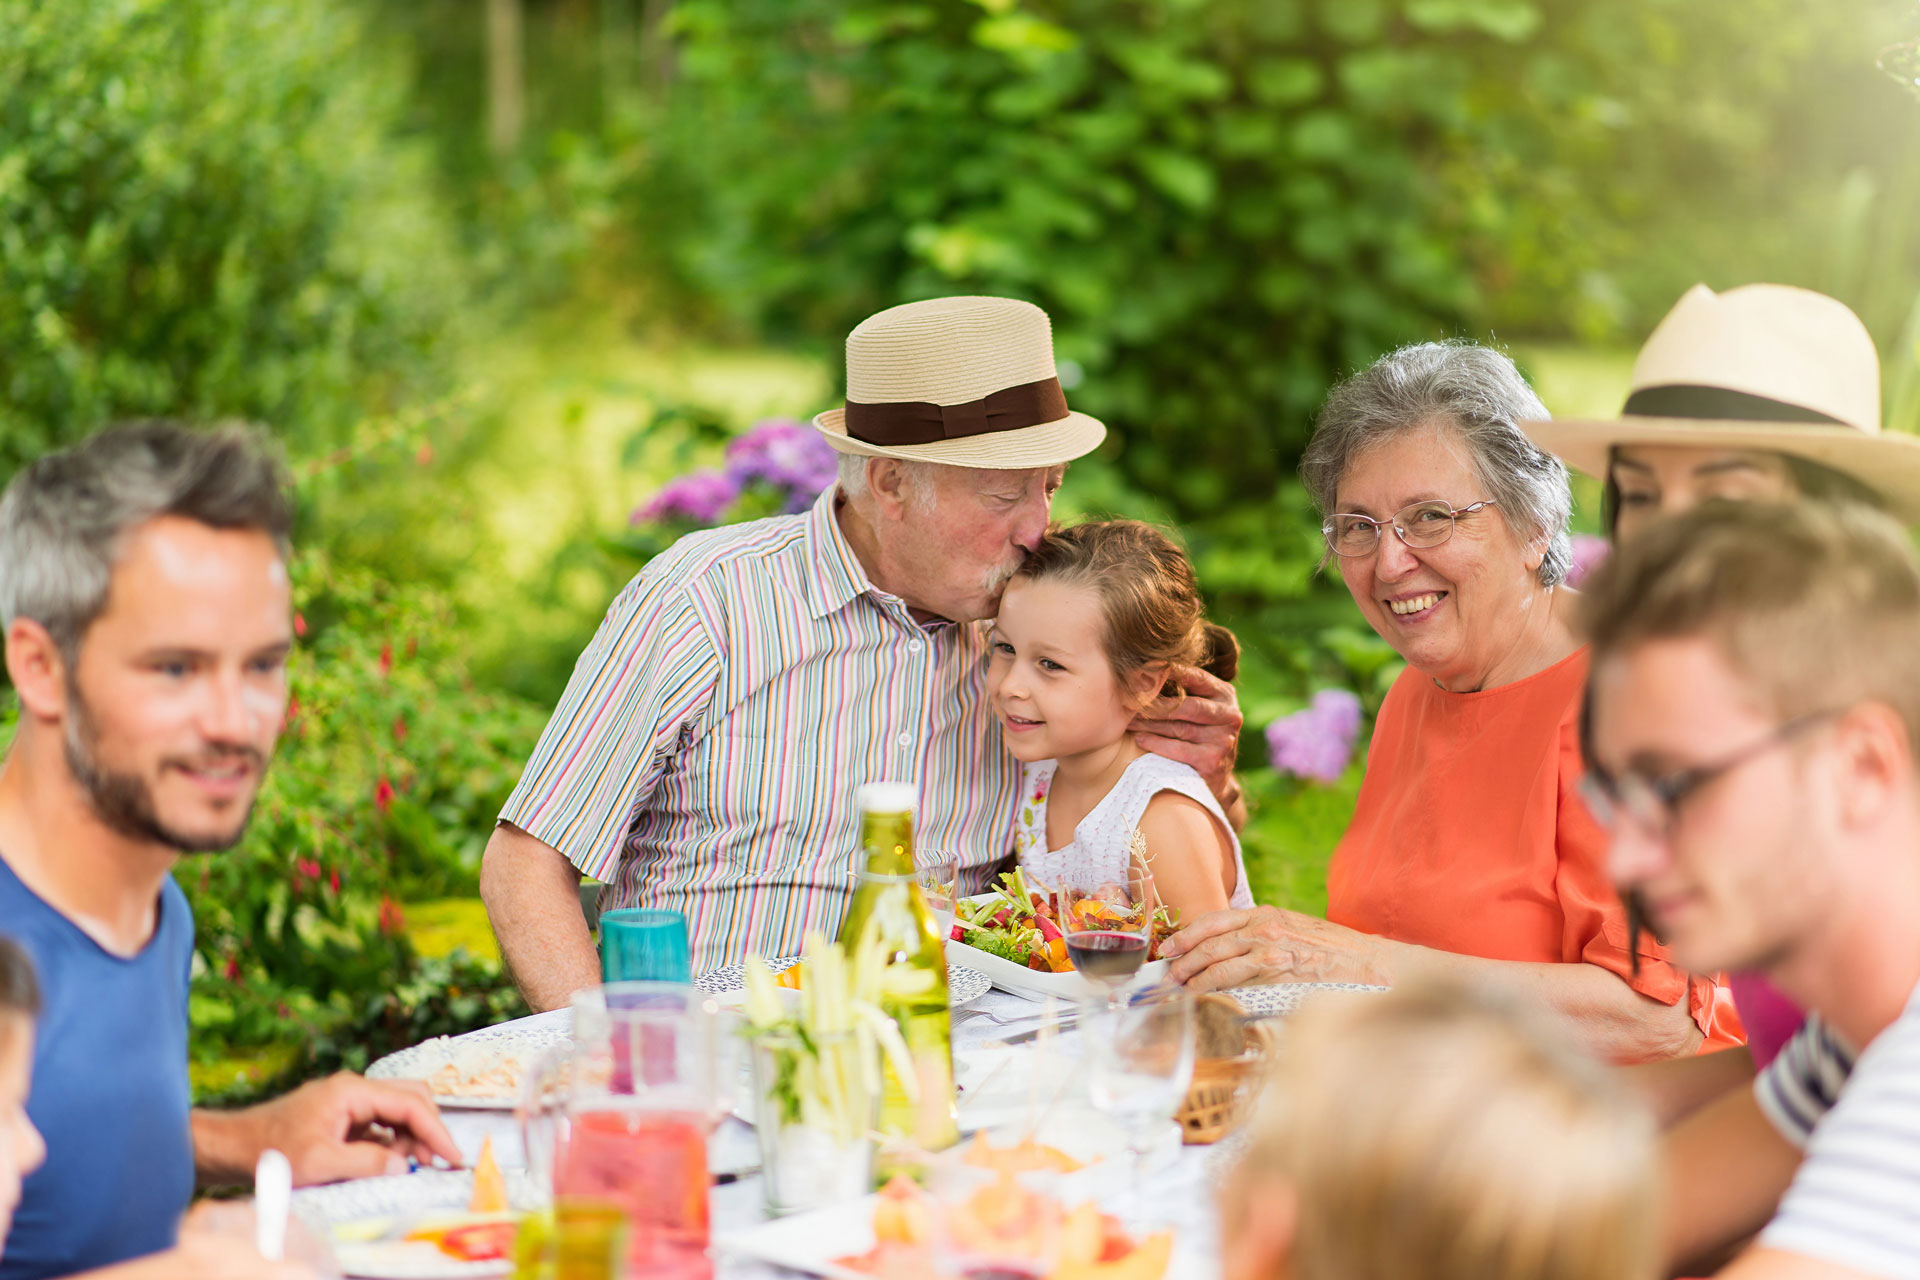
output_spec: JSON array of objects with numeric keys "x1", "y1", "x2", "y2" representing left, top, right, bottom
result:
[
  {"x1": 1233, "y1": 979, "x2": 1657, "y2": 1280},
  {"x1": 1016, "y1": 519, "x2": 1239, "y2": 690},
  {"x1": 1580, "y1": 499, "x2": 1920, "y2": 750}
]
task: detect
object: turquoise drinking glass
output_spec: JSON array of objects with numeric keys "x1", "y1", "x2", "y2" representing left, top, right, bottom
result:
[{"x1": 598, "y1": 908, "x2": 693, "y2": 984}]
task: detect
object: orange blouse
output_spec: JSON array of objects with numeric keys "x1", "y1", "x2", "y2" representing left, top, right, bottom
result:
[{"x1": 1327, "y1": 648, "x2": 1742, "y2": 1052}]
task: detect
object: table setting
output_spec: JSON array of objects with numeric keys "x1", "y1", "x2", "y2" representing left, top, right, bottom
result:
[{"x1": 290, "y1": 792, "x2": 1385, "y2": 1280}]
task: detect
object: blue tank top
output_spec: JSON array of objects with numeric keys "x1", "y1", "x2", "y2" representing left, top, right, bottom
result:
[{"x1": 0, "y1": 853, "x2": 195, "y2": 1279}]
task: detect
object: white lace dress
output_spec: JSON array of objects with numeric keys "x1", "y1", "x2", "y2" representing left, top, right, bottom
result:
[{"x1": 1013, "y1": 754, "x2": 1255, "y2": 909}]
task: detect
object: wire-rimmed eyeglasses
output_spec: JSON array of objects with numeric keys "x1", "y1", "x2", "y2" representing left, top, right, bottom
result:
[
  {"x1": 1579, "y1": 710, "x2": 1839, "y2": 839},
  {"x1": 1321, "y1": 499, "x2": 1497, "y2": 558}
]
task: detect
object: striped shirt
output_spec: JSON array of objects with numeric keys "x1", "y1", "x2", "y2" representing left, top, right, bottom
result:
[
  {"x1": 499, "y1": 487, "x2": 1021, "y2": 973},
  {"x1": 1755, "y1": 985, "x2": 1920, "y2": 1277}
]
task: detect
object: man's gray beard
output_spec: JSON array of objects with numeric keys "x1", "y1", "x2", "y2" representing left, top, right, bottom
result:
[{"x1": 63, "y1": 685, "x2": 262, "y2": 854}]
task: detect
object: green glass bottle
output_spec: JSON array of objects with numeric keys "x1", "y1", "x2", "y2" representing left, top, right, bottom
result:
[{"x1": 835, "y1": 781, "x2": 959, "y2": 1176}]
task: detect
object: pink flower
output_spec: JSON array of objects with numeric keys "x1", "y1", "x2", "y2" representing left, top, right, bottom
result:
[
  {"x1": 724, "y1": 419, "x2": 840, "y2": 513},
  {"x1": 632, "y1": 470, "x2": 741, "y2": 527},
  {"x1": 1265, "y1": 689, "x2": 1365, "y2": 784},
  {"x1": 1565, "y1": 534, "x2": 1610, "y2": 588}
]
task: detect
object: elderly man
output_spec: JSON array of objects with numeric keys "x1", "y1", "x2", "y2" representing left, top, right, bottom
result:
[
  {"x1": 0, "y1": 421, "x2": 460, "y2": 1280},
  {"x1": 483, "y1": 296, "x2": 1243, "y2": 1008},
  {"x1": 1580, "y1": 500, "x2": 1920, "y2": 1279}
]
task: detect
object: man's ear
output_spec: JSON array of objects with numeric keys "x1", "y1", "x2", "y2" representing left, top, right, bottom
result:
[
  {"x1": 867, "y1": 459, "x2": 912, "y2": 522},
  {"x1": 6, "y1": 618, "x2": 70, "y2": 722}
]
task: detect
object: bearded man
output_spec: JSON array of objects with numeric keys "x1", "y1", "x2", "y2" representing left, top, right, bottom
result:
[{"x1": 0, "y1": 422, "x2": 460, "y2": 1280}]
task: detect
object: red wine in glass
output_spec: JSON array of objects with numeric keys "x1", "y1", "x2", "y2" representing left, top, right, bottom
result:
[{"x1": 1066, "y1": 930, "x2": 1149, "y2": 985}]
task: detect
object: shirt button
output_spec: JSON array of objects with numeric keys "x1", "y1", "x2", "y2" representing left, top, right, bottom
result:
[
  {"x1": 896, "y1": 732, "x2": 913, "y2": 748},
  {"x1": 908, "y1": 640, "x2": 923, "y2": 654}
]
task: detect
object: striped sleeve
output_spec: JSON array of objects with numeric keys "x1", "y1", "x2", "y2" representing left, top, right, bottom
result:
[
  {"x1": 1755, "y1": 1016, "x2": 1855, "y2": 1150},
  {"x1": 1760, "y1": 1004, "x2": 1920, "y2": 1278},
  {"x1": 499, "y1": 568, "x2": 722, "y2": 883}
]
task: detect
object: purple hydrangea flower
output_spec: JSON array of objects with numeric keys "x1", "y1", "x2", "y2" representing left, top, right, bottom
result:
[
  {"x1": 724, "y1": 418, "x2": 840, "y2": 513},
  {"x1": 1565, "y1": 534, "x2": 1610, "y2": 588},
  {"x1": 1265, "y1": 688, "x2": 1365, "y2": 784},
  {"x1": 632, "y1": 470, "x2": 740, "y2": 527}
]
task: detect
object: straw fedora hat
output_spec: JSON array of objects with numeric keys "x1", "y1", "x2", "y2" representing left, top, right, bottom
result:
[
  {"x1": 1522, "y1": 283, "x2": 1920, "y2": 521},
  {"x1": 813, "y1": 296, "x2": 1105, "y2": 469}
]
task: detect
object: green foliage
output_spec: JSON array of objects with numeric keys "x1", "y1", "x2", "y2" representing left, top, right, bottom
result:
[
  {"x1": 0, "y1": 0, "x2": 467, "y2": 468},
  {"x1": 178, "y1": 551, "x2": 545, "y2": 1094},
  {"x1": 1239, "y1": 765, "x2": 1363, "y2": 917},
  {"x1": 630, "y1": 0, "x2": 1919, "y2": 516}
]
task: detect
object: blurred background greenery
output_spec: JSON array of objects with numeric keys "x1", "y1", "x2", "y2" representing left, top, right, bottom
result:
[{"x1": 3, "y1": 0, "x2": 1918, "y2": 1096}]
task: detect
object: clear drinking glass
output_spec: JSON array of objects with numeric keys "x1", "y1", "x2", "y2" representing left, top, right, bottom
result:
[
  {"x1": 521, "y1": 983, "x2": 719, "y2": 1279},
  {"x1": 916, "y1": 852, "x2": 960, "y2": 941},
  {"x1": 1060, "y1": 867, "x2": 1157, "y2": 1000},
  {"x1": 1082, "y1": 984, "x2": 1195, "y2": 1201}
]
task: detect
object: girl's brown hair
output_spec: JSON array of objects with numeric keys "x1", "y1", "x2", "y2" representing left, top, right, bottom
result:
[{"x1": 1017, "y1": 520, "x2": 1239, "y2": 692}]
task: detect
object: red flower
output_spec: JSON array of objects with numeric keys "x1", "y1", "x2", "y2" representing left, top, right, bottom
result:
[
  {"x1": 378, "y1": 643, "x2": 393, "y2": 678},
  {"x1": 281, "y1": 694, "x2": 301, "y2": 736},
  {"x1": 392, "y1": 714, "x2": 408, "y2": 744},
  {"x1": 294, "y1": 612, "x2": 308, "y2": 638},
  {"x1": 378, "y1": 896, "x2": 406, "y2": 936},
  {"x1": 223, "y1": 955, "x2": 241, "y2": 981},
  {"x1": 374, "y1": 777, "x2": 395, "y2": 814},
  {"x1": 329, "y1": 868, "x2": 341, "y2": 895}
]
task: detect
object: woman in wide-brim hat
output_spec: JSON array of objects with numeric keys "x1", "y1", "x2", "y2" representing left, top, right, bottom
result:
[
  {"x1": 1524, "y1": 282, "x2": 1920, "y2": 1128},
  {"x1": 1523, "y1": 282, "x2": 1920, "y2": 543}
]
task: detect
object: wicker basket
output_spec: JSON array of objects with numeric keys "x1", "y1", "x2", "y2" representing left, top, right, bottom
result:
[{"x1": 1176, "y1": 1011, "x2": 1281, "y2": 1145}]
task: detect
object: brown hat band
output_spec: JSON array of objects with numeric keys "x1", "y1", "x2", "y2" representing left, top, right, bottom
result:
[
  {"x1": 1623, "y1": 384, "x2": 1846, "y2": 426},
  {"x1": 843, "y1": 376, "x2": 1069, "y2": 447}
]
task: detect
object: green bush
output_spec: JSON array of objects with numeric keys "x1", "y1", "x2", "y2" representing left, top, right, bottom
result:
[
  {"x1": 633, "y1": 0, "x2": 1917, "y2": 516},
  {"x1": 0, "y1": 0, "x2": 467, "y2": 468},
  {"x1": 178, "y1": 550, "x2": 546, "y2": 1088}
]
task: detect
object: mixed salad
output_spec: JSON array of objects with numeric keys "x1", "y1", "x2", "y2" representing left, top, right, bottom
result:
[{"x1": 948, "y1": 868, "x2": 1178, "y2": 973}]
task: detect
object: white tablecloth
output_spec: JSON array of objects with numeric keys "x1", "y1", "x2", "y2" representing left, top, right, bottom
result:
[{"x1": 418, "y1": 987, "x2": 1237, "y2": 1278}]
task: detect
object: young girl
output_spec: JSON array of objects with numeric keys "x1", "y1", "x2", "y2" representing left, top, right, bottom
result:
[
  {"x1": 0, "y1": 937, "x2": 46, "y2": 1257},
  {"x1": 987, "y1": 519, "x2": 1253, "y2": 922},
  {"x1": 1221, "y1": 978, "x2": 1658, "y2": 1280}
]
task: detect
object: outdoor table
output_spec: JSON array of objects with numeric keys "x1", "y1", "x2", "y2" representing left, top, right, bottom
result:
[{"x1": 410, "y1": 985, "x2": 1237, "y2": 1278}]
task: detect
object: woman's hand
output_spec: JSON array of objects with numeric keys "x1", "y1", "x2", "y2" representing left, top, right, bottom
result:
[{"x1": 1162, "y1": 906, "x2": 1389, "y2": 990}]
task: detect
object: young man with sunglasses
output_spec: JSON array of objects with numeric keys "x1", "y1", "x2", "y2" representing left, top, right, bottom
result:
[{"x1": 1581, "y1": 499, "x2": 1920, "y2": 1279}]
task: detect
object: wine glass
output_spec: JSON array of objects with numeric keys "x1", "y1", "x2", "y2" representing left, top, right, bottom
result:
[
  {"x1": 1081, "y1": 984, "x2": 1195, "y2": 1210},
  {"x1": 1060, "y1": 867, "x2": 1156, "y2": 999},
  {"x1": 916, "y1": 852, "x2": 960, "y2": 941}
]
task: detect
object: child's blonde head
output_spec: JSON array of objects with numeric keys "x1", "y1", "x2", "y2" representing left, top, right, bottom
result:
[
  {"x1": 1016, "y1": 519, "x2": 1238, "y2": 696},
  {"x1": 1226, "y1": 978, "x2": 1657, "y2": 1280}
]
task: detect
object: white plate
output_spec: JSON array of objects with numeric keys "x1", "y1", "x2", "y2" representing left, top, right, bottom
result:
[
  {"x1": 945, "y1": 937, "x2": 1169, "y2": 1003},
  {"x1": 1224, "y1": 981, "x2": 1388, "y2": 1017},
  {"x1": 694, "y1": 957, "x2": 992, "y2": 1010},
  {"x1": 365, "y1": 1010, "x2": 572, "y2": 1110},
  {"x1": 717, "y1": 1192, "x2": 877, "y2": 1280},
  {"x1": 293, "y1": 1169, "x2": 538, "y2": 1280}
]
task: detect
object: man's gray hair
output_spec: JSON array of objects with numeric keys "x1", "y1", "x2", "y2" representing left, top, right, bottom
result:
[
  {"x1": 1300, "y1": 341, "x2": 1572, "y2": 588},
  {"x1": 836, "y1": 452, "x2": 939, "y2": 511},
  {"x1": 0, "y1": 420, "x2": 294, "y2": 663}
]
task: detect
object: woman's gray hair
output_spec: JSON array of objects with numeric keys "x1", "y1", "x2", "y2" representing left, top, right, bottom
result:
[
  {"x1": 0, "y1": 420, "x2": 293, "y2": 664},
  {"x1": 1301, "y1": 341, "x2": 1572, "y2": 588}
]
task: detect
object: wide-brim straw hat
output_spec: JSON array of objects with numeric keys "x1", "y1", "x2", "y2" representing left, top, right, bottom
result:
[
  {"x1": 813, "y1": 295, "x2": 1106, "y2": 469},
  {"x1": 1522, "y1": 283, "x2": 1920, "y2": 522}
]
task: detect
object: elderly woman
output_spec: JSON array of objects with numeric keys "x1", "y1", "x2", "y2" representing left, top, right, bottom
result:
[{"x1": 1165, "y1": 341, "x2": 1741, "y2": 1061}]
